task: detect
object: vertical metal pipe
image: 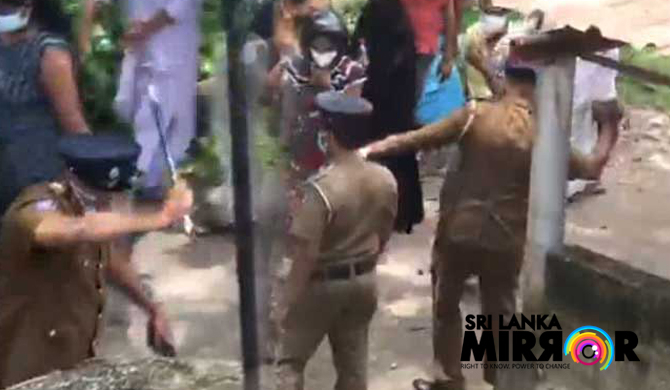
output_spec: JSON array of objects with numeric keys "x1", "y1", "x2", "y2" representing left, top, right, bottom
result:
[
  {"x1": 522, "y1": 57, "x2": 576, "y2": 313},
  {"x1": 496, "y1": 57, "x2": 577, "y2": 390},
  {"x1": 222, "y1": 0, "x2": 261, "y2": 389}
]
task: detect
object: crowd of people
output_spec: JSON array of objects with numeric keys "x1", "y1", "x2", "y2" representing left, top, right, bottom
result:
[{"x1": 0, "y1": 0, "x2": 624, "y2": 390}]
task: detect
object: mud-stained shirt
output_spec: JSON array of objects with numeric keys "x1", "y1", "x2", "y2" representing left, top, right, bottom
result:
[
  {"x1": 0, "y1": 181, "x2": 109, "y2": 389},
  {"x1": 371, "y1": 96, "x2": 535, "y2": 254}
]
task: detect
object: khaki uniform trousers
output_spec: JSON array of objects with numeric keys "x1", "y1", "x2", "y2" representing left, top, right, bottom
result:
[
  {"x1": 276, "y1": 272, "x2": 377, "y2": 390},
  {"x1": 431, "y1": 239, "x2": 521, "y2": 386}
]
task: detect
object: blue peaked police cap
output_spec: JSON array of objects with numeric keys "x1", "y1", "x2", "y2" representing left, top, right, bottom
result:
[
  {"x1": 58, "y1": 134, "x2": 141, "y2": 192},
  {"x1": 315, "y1": 91, "x2": 374, "y2": 148}
]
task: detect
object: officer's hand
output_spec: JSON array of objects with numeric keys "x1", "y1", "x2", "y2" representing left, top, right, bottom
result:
[
  {"x1": 358, "y1": 146, "x2": 372, "y2": 159},
  {"x1": 161, "y1": 180, "x2": 194, "y2": 226},
  {"x1": 147, "y1": 305, "x2": 177, "y2": 357}
]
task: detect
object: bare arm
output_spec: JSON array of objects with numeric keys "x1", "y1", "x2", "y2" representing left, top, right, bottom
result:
[
  {"x1": 366, "y1": 106, "x2": 472, "y2": 158},
  {"x1": 443, "y1": 0, "x2": 459, "y2": 61},
  {"x1": 106, "y1": 238, "x2": 159, "y2": 316},
  {"x1": 34, "y1": 182, "x2": 192, "y2": 248},
  {"x1": 78, "y1": 0, "x2": 98, "y2": 55},
  {"x1": 34, "y1": 210, "x2": 168, "y2": 248},
  {"x1": 569, "y1": 120, "x2": 619, "y2": 180},
  {"x1": 124, "y1": 10, "x2": 175, "y2": 47},
  {"x1": 40, "y1": 49, "x2": 90, "y2": 134},
  {"x1": 106, "y1": 237, "x2": 176, "y2": 356}
]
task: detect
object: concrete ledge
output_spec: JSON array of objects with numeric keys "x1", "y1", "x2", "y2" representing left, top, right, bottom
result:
[
  {"x1": 545, "y1": 246, "x2": 670, "y2": 390},
  {"x1": 547, "y1": 245, "x2": 670, "y2": 345}
]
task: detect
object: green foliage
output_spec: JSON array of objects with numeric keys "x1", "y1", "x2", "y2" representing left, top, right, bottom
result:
[
  {"x1": 63, "y1": 0, "x2": 225, "y2": 130},
  {"x1": 200, "y1": 0, "x2": 225, "y2": 80},
  {"x1": 182, "y1": 136, "x2": 226, "y2": 186},
  {"x1": 332, "y1": 0, "x2": 366, "y2": 32},
  {"x1": 617, "y1": 45, "x2": 670, "y2": 112},
  {"x1": 64, "y1": 0, "x2": 129, "y2": 132}
]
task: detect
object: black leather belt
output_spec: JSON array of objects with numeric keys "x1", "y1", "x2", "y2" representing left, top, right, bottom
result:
[{"x1": 311, "y1": 258, "x2": 376, "y2": 281}]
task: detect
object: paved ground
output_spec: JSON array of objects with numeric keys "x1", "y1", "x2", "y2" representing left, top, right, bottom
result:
[{"x1": 497, "y1": 0, "x2": 670, "y2": 52}]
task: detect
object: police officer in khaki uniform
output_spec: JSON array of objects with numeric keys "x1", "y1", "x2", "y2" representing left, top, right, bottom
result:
[
  {"x1": 363, "y1": 65, "x2": 620, "y2": 390},
  {"x1": 0, "y1": 134, "x2": 193, "y2": 389},
  {"x1": 275, "y1": 92, "x2": 398, "y2": 390}
]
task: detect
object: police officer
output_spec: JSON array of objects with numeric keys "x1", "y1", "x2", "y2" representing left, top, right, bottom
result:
[
  {"x1": 363, "y1": 65, "x2": 620, "y2": 390},
  {"x1": 0, "y1": 134, "x2": 193, "y2": 389},
  {"x1": 275, "y1": 92, "x2": 398, "y2": 390}
]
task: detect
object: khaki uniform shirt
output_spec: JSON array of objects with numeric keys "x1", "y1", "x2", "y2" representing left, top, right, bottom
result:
[
  {"x1": 376, "y1": 97, "x2": 535, "y2": 256},
  {"x1": 0, "y1": 181, "x2": 108, "y2": 389},
  {"x1": 290, "y1": 154, "x2": 398, "y2": 266}
]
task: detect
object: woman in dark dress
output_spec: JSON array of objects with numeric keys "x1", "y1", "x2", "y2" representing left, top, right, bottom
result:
[
  {"x1": 0, "y1": 0, "x2": 89, "y2": 218},
  {"x1": 352, "y1": 0, "x2": 424, "y2": 233}
]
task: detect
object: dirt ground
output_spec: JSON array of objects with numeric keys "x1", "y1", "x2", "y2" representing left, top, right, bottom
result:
[
  {"x1": 100, "y1": 183, "x2": 498, "y2": 390},
  {"x1": 99, "y1": 107, "x2": 669, "y2": 389},
  {"x1": 496, "y1": 0, "x2": 670, "y2": 52},
  {"x1": 566, "y1": 108, "x2": 670, "y2": 279}
]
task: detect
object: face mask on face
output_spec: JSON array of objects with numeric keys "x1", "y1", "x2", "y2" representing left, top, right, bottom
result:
[
  {"x1": 317, "y1": 131, "x2": 330, "y2": 154},
  {"x1": 0, "y1": 8, "x2": 30, "y2": 34},
  {"x1": 310, "y1": 48, "x2": 338, "y2": 69}
]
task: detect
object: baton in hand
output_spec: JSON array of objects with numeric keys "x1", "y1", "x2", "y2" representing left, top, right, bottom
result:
[{"x1": 147, "y1": 85, "x2": 195, "y2": 236}]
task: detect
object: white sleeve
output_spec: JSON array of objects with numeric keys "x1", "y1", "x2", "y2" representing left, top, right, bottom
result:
[{"x1": 165, "y1": 0, "x2": 203, "y2": 23}]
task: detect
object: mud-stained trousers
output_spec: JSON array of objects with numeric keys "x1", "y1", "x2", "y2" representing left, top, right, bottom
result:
[
  {"x1": 431, "y1": 239, "x2": 521, "y2": 387},
  {"x1": 276, "y1": 272, "x2": 378, "y2": 390}
]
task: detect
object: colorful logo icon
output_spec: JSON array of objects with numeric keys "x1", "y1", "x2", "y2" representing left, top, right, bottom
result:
[{"x1": 564, "y1": 326, "x2": 615, "y2": 371}]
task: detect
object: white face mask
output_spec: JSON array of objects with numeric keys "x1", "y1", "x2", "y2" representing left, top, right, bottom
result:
[
  {"x1": 0, "y1": 9, "x2": 30, "y2": 34},
  {"x1": 310, "y1": 48, "x2": 338, "y2": 69},
  {"x1": 317, "y1": 131, "x2": 329, "y2": 154}
]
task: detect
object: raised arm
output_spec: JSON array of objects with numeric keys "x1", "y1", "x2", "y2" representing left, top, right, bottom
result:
[
  {"x1": 569, "y1": 103, "x2": 621, "y2": 180},
  {"x1": 365, "y1": 105, "x2": 472, "y2": 158},
  {"x1": 441, "y1": 0, "x2": 459, "y2": 79},
  {"x1": 78, "y1": 0, "x2": 99, "y2": 55},
  {"x1": 33, "y1": 182, "x2": 192, "y2": 248}
]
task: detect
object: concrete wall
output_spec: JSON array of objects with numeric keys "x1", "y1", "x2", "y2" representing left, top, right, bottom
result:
[{"x1": 543, "y1": 246, "x2": 670, "y2": 390}]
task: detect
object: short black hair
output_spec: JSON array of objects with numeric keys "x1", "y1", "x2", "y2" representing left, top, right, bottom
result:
[
  {"x1": 330, "y1": 123, "x2": 369, "y2": 150},
  {"x1": 316, "y1": 92, "x2": 373, "y2": 150},
  {"x1": 6, "y1": 0, "x2": 74, "y2": 42}
]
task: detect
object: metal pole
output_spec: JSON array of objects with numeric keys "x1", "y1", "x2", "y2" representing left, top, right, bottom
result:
[
  {"x1": 496, "y1": 57, "x2": 577, "y2": 390},
  {"x1": 222, "y1": 0, "x2": 260, "y2": 389},
  {"x1": 522, "y1": 57, "x2": 576, "y2": 313}
]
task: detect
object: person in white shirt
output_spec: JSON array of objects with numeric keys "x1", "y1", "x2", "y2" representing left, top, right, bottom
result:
[{"x1": 81, "y1": 0, "x2": 203, "y2": 199}]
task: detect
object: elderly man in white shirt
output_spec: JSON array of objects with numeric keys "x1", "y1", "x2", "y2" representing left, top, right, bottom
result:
[{"x1": 82, "y1": 0, "x2": 203, "y2": 199}]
